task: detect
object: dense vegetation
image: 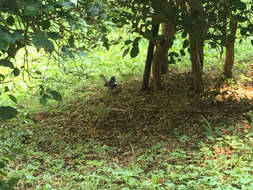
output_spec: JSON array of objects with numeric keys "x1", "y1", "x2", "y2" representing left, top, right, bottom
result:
[{"x1": 0, "y1": 0, "x2": 253, "y2": 189}]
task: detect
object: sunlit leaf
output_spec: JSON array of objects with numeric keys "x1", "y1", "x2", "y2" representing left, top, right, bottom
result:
[{"x1": 8, "y1": 94, "x2": 17, "y2": 104}]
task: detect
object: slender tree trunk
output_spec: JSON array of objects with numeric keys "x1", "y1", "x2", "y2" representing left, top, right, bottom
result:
[
  {"x1": 141, "y1": 24, "x2": 159, "y2": 91},
  {"x1": 152, "y1": 43, "x2": 164, "y2": 90},
  {"x1": 187, "y1": 0, "x2": 207, "y2": 93},
  {"x1": 189, "y1": 34, "x2": 204, "y2": 93},
  {"x1": 160, "y1": 23, "x2": 172, "y2": 74},
  {"x1": 224, "y1": 17, "x2": 238, "y2": 78},
  {"x1": 152, "y1": 22, "x2": 175, "y2": 90}
]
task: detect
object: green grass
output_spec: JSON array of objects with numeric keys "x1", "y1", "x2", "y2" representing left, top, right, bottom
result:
[
  {"x1": 1, "y1": 122, "x2": 253, "y2": 189},
  {"x1": 1, "y1": 31, "x2": 253, "y2": 189}
]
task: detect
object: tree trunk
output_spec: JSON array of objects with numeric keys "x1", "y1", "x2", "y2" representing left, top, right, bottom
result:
[
  {"x1": 152, "y1": 43, "x2": 165, "y2": 90},
  {"x1": 160, "y1": 23, "x2": 171, "y2": 74},
  {"x1": 141, "y1": 24, "x2": 159, "y2": 91},
  {"x1": 189, "y1": 34, "x2": 204, "y2": 93},
  {"x1": 152, "y1": 22, "x2": 175, "y2": 90},
  {"x1": 224, "y1": 17, "x2": 238, "y2": 78},
  {"x1": 187, "y1": 0, "x2": 207, "y2": 93}
]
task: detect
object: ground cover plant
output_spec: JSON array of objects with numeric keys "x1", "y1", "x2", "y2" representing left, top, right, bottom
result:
[{"x1": 1, "y1": 0, "x2": 253, "y2": 189}]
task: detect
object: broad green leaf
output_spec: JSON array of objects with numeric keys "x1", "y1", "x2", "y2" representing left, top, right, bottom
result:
[
  {"x1": 32, "y1": 31, "x2": 55, "y2": 53},
  {"x1": 133, "y1": 37, "x2": 141, "y2": 48},
  {"x1": 46, "y1": 88, "x2": 62, "y2": 102},
  {"x1": 0, "y1": 59, "x2": 14, "y2": 68},
  {"x1": 130, "y1": 45, "x2": 139, "y2": 58},
  {"x1": 0, "y1": 106, "x2": 18, "y2": 119},
  {"x1": 32, "y1": 31, "x2": 48, "y2": 49}
]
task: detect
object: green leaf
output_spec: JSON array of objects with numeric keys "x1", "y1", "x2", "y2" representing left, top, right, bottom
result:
[
  {"x1": 0, "y1": 59, "x2": 14, "y2": 68},
  {"x1": 8, "y1": 94, "x2": 17, "y2": 104},
  {"x1": 32, "y1": 30, "x2": 47, "y2": 49},
  {"x1": 39, "y1": 94, "x2": 49, "y2": 106},
  {"x1": 7, "y1": 177, "x2": 19, "y2": 187},
  {"x1": 46, "y1": 88, "x2": 62, "y2": 102},
  {"x1": 5, "y1": 86, "x2": 9, "y2": 92},
  {"x1": 32, "y1": 31, "x2": 55, "y2": 53},
  {"x1": 181, "y1": 32, "x2": 187, "y2": 38},
  {"x1": 133, "y1": 37, "x2": 141, "y2": 45},
  {"x1": 180, "y1": 49, "x2": 186, "y2": 56},
  {"x1": 251, "y1": 40, "x2": 253, "y2": 46},
  {"x1": 0, "y1": 32, "x2": 12, "y2": 50},
  {"x1": 47, "y1": 32, "x2": 61, "y2": 40},
  {"x1": 0, "y1": 106, "x2": 18, "y2": 119},
  {"x1": 13, "y1": 68, "x2": 20, "y2": 77},
  {"x1": 130, "y1": 46, "x2": 139, "y2": 58},
  {"x1": 6, "y1": 16, "x2": 15, "y2": 26},
  {"x1": 122, "y1": 48, "x2": 129, "y2": 57},
  {"x1": 210, "y1": 42, "x2": 217, "y2": 48},
  {"x1": 68, "y1": 35, "x2": 75, "y2": 48},
  {"x1": 183, "y1": 40, "x2": 189, "y2": 49},
  {"x1": 124, "y1": 40, "x2": 132, "y2": 45}
]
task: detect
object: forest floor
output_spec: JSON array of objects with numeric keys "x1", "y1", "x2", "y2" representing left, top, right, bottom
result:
[
  {"x1": 30, "y1": 66, "x2": 253, "y2": 152},
  {"x1": 2, "y1": 65, "x2": 253, "y2": 189}
]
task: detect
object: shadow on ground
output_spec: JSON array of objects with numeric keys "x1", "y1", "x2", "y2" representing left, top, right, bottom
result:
[{"x1": 29, "y1": 69, "x2": 253, "y2": 159}]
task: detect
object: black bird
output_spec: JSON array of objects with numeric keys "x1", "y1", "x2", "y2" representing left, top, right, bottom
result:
[{"x1": 99, "y1": 74, "x2": 117, "y2": 90}]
